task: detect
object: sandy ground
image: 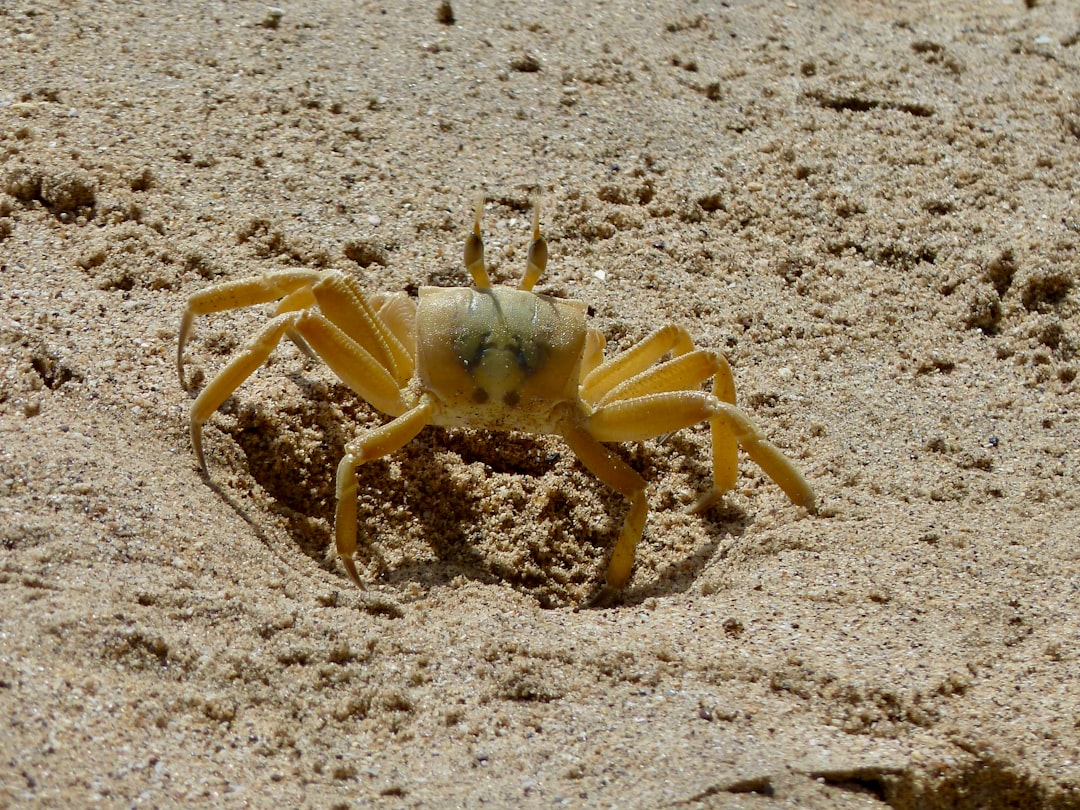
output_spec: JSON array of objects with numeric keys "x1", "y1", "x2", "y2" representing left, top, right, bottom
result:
[{"x1": 1, "y1": 1, "x2": 1079, "y2": 807}]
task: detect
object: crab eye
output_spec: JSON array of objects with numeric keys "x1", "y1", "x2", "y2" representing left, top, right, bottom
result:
[
  {"x1": 453, "y1": 325, "x2": 492, "y2": 370},
  {"x1": 511, "y1": 334, "x2": 545, "y2": 376}
]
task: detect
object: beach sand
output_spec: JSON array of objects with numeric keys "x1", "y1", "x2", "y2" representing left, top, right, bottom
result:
[{"x1": 1, "y1": 1, "x2": 1078, "y2": 806}]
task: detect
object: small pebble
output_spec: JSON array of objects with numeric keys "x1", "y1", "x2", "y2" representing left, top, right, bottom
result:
[{"x1": 261, "y1": 7, "x2": 284, "y2": 29}]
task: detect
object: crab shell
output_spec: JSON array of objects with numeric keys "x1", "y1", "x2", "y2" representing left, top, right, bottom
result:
[{"x1": 417, "y1": 286, "x2": 587, "y2": 433}]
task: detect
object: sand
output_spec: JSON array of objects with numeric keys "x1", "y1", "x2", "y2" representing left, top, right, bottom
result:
[{"x1": 1, "y1": 0, "x2": 1078, "y2": 807}]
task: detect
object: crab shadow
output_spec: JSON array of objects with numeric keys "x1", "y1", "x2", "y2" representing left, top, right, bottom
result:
[{"x1": 206, "y1": 381, "x2": 750, "y2": 608}]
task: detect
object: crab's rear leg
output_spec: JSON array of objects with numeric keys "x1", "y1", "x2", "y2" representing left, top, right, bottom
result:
[
  {"x1": 188, "y1": 308, "x2": 409, "y2": 471},
  {"x1": 178, "y1": 270, "x2": 322, "y2": 388},
  {"x1": 588, "y1": 391, "x2": 815, "y2": 513},
  {"x1": 580, "y1": 324, "x2": 695, "y2": 403},
  {"x1": 588, "y1": 349, "x2": 741, "y2": 512},
  {"x1": 334, "y1": 397, "x2": 437, "y2": 587}
]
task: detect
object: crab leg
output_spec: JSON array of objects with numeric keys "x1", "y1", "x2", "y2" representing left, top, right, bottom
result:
[
  {"x1": 580, "y1": 324, "x2": 695, "y2": 404},
  {"x1": 177, "y1": 270, "x2": 322, "y2": 387},
  {"x1": 291, "y1": 312, "x2": 408, "y2": 417},
  {"x1": 189, "y1": 306, "x2": 409, "y2": 471},
  {"x1": 701, "y1": 359, "x2": 739, "y2": 510},
  {"x1": 313, "y1": 274, "x2": 414, "y2": 385},
  {"x1": 591, "y1": 349, "x2": 739, "y2": 507},
  {"x1": 272, "y1": 286, "x2": 321, "y2": 360},
  {"x1": 189, "y1": 313, "x2": 296, "y2": 471},
  {"x1": 596, "y1": 350, "x2": 724, "y2": 407},
  {"x1": 558, "y1": 413, "x2": 648, "y2": 597},
  {"x1": 588, "y1": 391, "x2": 815, "y2": 513},
  {"x1": 335, "y1": 396, "x2": 438, "y2": 587}
]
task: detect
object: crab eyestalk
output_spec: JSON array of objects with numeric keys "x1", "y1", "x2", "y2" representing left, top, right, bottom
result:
[
  {"x1": 464, "y1": 193, "x2": 491, "y2": 288},
  {"x1": 519, "y1": 199, "x2": 547, "y2": 292}
]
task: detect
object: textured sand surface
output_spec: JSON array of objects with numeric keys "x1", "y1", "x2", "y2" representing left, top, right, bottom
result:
[{"x1": 2, "y1": 1, "x2": 1079, "y2": 807}]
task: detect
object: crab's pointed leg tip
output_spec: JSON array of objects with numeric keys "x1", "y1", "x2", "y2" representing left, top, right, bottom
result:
[
  {"x1": 581, "y1": 584, "x2": 623, "y2": 610},
  {"x1": 342, "y1": 556, "x2": 365, "y2": 589},
  {"x1": 685, "y1": 487, "x2": 723, "y2": 515}
]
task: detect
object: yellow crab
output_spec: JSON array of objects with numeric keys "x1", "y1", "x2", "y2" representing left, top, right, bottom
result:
[{"x1": 177, "y1": 196, "x2": 815, "y2": 603}]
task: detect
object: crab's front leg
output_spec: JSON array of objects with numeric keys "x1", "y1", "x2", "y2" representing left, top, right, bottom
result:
[
  {"x1": 554, "y1": 407, "x2": 648, "y2": 606},
  {"x1": 334, "y1": 396, "x2": 438, "y2": 587}
]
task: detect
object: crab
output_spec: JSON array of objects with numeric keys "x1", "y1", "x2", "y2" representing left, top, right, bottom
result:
[{"x1": 177, "y1": 195, "x2": 815, "y2": 604}]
